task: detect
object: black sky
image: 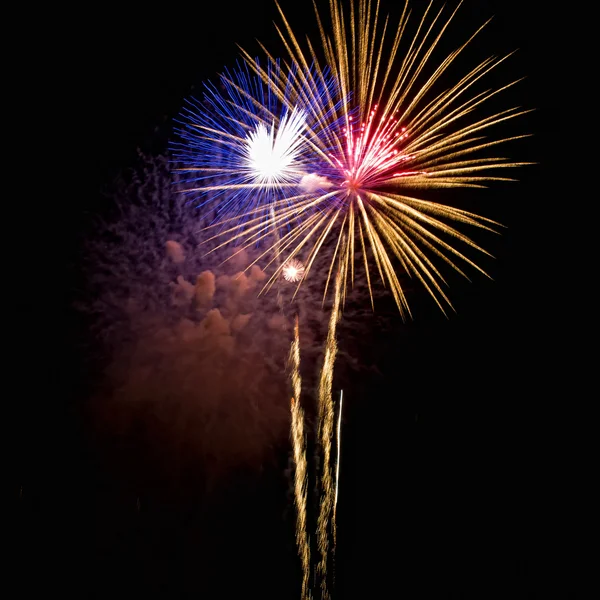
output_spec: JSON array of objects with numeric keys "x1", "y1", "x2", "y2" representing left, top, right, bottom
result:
[{"x1": 13, "y1": 1, "x2": 588, "y2": 598}]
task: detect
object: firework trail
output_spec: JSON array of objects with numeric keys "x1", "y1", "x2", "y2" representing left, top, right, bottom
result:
[
  {"x1": 333, "y1": 389, "x2": 343, "y2": 552},
  {"x1": 283, "y1": 258, "x2": 306, "y2": 283},
  {"x1": 316, "y1": 268, "x2": 343, "y2": 599},
  {"x1": 289, "y1": 317, "x2": 311, "y2": 600}
]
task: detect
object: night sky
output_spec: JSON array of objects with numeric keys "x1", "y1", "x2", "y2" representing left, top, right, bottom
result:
[{"x1": 14, "y1": 1, "x2": 587, "y2": 598}]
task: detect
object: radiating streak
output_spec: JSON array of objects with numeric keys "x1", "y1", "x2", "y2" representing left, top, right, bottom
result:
[{"x1": 289, "y1": 317, "x2": 311, "y2": 600}]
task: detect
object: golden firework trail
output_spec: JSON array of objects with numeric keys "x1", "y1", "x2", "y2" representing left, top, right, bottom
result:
[
  {"x1": 316, "y1": 269, "x2": 343, "y2": 599},
  {"x1": 333, "y1": 389, "x2": 343, "y2": 550},
  {"x1": 329, "y1": 388, "x2": 343, "y2": 590},
  {"x1": 202, "y1": 0, "x2": 532, "y2": 318},
  {"x1": 289, "y1": 317, "x2": 311, "y2": 600}
]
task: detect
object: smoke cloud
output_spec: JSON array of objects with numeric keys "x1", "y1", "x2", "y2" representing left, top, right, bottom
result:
[
  {"x1": 83, "y1": 156, "x2": 297, "y2": 488},
  {"x1": 299, "y1": 173, "x2": 333, "y2": 193},
  {"x1": 82, "y1": 154, "x2": 406, "y2": 491}
]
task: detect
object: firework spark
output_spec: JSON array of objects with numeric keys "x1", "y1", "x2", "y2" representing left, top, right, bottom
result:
[
  {"x1": 206, "y1": 0, "x2": 531, "y2": 317},
  {"x1": 289, "y1": 317, "x2": 311, "y2": 600}
]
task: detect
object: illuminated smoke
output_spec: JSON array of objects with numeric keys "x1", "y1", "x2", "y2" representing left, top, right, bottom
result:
[
  {"x1": 83, "y1": 155, "x2": 293, "y2": 487},
  {"x1": 299, "y1": 173, "x2": 333, "y2": 193}
]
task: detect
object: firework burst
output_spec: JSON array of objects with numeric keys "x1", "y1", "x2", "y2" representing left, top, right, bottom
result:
[{"x1": 206, "y1": 0, "x2": 532, "y2": 317}]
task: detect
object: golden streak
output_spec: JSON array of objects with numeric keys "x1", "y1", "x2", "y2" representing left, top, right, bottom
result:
[
  {"x1": 334, "y1": 390, "x2": 343, "y2": 520},
  {"x1": 333, "y1": 389, "x2": 343, "y2": 564},
  {"x1": 289, "y1": 318, "x2": 311, "y2": 600},
  {"x1": 316, "y1": 268, "x2": 343, "y2": 599}
]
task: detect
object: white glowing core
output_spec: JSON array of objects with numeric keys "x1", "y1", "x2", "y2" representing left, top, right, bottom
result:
[{"x1": 245, "y1": 109, "x2": 307, "y2": 184}]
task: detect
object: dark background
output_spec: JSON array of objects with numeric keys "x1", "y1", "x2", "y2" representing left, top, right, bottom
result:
[{"x1": 14, "y1": 1, "x2": 587, "y2": 598}]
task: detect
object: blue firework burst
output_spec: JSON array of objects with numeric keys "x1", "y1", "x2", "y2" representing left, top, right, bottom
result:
[{"x1": 171, "y1": 60, "x2": 346, "y2": 234}]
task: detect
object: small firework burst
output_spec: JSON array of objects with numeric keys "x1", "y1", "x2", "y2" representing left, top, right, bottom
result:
[{"x1": 283, "y1": 258, "x2": 305, "y2": 282}]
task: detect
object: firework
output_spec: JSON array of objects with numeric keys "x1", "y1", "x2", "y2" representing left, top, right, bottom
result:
[
  {"x1": 209, "y1": 0, "x2": 531, "y2": 317},
  {"x1": 283, "y1": 258, "x2": 306, "y2": 283},
  {"x1": 172, "y1": 2, "x2": 530, "y2": 597}
]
